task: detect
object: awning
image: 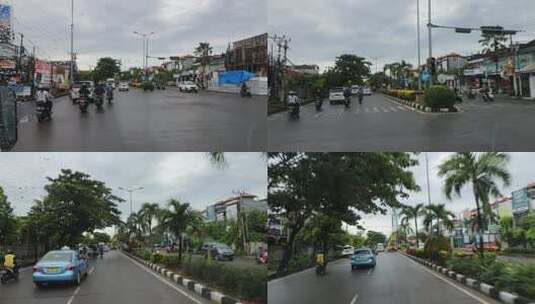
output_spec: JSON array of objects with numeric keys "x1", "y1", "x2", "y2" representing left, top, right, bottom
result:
[{"x1": 518, "y1": 63, "x2": 535, "y2": 74}]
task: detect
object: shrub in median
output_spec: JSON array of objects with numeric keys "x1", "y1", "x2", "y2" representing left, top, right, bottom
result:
[
  {"x1": 150, "y1": 253, "x2": 164, "y2": 264},
  {"x1": 424, "y1": 236, "x2": 451, "y2": 265},
  {"x1": 135, "y1": 248, "x2": 152, "y2": 261},
  {"x1": 424, "y1": 85, "x2": 456, "y2": 109}
]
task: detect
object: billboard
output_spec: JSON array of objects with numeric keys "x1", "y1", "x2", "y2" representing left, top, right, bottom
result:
[
  {"x1": 0, "y1": 4, "x2": 12, "y2": 43},
  {"x1": 512, "y1": 189, "x2": 530, "y2": 214}
]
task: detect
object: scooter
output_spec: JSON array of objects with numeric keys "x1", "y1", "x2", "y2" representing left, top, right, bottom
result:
[
  {"x1": 315, "y1": 263, "x2": 326, "y2": 276},
  {"x1": 0, "y1": 267, "x2": 19, "y2": 284},
  {"x1": 106, "y1": 92, "x2": 114, "y2": 104},
  {"x1": 36, "y1": 101, "x2": 52, "y2": 122},
  {"x1": 289, "y1": 104, "x2": 300, "y2": 119},
  {"x1": 481, "y1": 90, "x2": 494, "y2": 102},
  {"x1": 79, "y1": 96, "x2": 89, "y2": 113},
  {"x1": 344, "y1": 97, "x2": 351, "y2": 109},
  {"x1": 240, "y1": 88, "x2": 252, "y2": 98}
]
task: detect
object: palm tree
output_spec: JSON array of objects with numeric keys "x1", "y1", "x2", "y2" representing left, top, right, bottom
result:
[
  {"x1": 126, "y1": 212, "x2": 144, "y2": 242},
  {"x1": 399, "y1": 219, "x2": 413, "y2": 245},
  {"x1": 438, "y1": 152, "x2": 510, "y2": 254},
  {"x1": 400, "y1": 203, "x2": 425, "y2": 248},
  {"x1": 422, "y1": 204, "x2": 455, "y2": 236},
  {"x1": 160, "y1": 199, "x2": 199, "y2": 262},
  {"x1": 139, "y1": 202, "x2": 160, "y2": 243},
  {"x1": 194, "y1": 42, "x2": 213, "y2": 89}
]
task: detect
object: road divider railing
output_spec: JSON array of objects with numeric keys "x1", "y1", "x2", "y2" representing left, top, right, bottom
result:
[
  {"x1": 122, "y1": 250, "x2": 242, "y2": 304},
  {"x1": 400, "y1": 251, "x2": 535, "y2": 304}
]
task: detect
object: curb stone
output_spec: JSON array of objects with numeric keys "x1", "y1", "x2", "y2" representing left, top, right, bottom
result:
[
  {"x1": 400, "y1": 252, "x2": 535, "y2": 304},
  {"x1": 122, "y1": 250, "x2": 242, "y2": 304}
]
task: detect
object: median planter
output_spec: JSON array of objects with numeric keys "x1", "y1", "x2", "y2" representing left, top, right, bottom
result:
[
  {"x1": 401, "y1": 251, "x2": 535, "y2": 304},
  {"x1": 122, "y1": 250, "x2": 243, "y2": 304},
  {"x1": 383, "y1": 87, "x2": 458, "y2": 113}
]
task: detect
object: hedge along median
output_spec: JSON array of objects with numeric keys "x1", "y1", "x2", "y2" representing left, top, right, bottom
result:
[
  {"x1": 133, "y1": 249, "x2": 267, "y2": 304},
  {"x1": 403, "y1": 250, "x2": 535, "y2": 303},
  {"x1": 384, "y1": 85, "x2": 459, "y2": 113}
]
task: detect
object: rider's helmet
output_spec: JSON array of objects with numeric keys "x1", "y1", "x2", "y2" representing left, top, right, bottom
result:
[
  {"x1": 6, "y1": 249, "x2": 14, "y2": 254},
  {"x1": 288, "y1": 91, "x2": 296, "y2": 95}
]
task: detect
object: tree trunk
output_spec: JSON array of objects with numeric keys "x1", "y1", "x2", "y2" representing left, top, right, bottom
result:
[
  {"x1": 279, "y1": 227, "x2": 296, "y2": 274},
  {"x1": 415, "y1": 217, "x2": 419, "y2": 249},
  {"x1": 178, "y1": 234, "x2": 183, "y2": 263},
  {"x1": 474, "y1": 192, "x2": 484, "y2": 257}
]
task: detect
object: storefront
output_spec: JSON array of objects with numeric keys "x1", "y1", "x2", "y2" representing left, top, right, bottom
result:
[{"x1": 518, "y1": 63, "x2": 535, "y2": 99}]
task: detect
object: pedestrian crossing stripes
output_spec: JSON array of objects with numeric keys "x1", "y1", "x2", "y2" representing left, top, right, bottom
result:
[{"x1": 269, "y1": 105, "x2": 413, "y2": 121}]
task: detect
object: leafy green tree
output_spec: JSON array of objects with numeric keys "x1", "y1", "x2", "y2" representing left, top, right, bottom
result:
[
  {"x1": 520, "y1": 212, "x2": 535, "y2": 230},
  {"x1": 368, "y1": 72, "x2": 388, "y2": 91},
  {"x1": 400, "y1": 203, "x2": 425, "y2": 248},
  {"x1": 269, "y1": 152, "x2": 419, "y2": 273},
  {"x1": 92, "y1": 232, "x2": 111, "y2": 244},
  {"x1": 422, "y1": 204, "x2": 455, "y2": 236},
  {"x1": 0, "y1": 187, "x2": 17, "y2": 248},
  {"x1": 93, "y1": 57, "x2": 121, "y2": 82},
  {"x1": 366, "y1": 231, "x2": 387, "y2": 248},
  {"x1": 246, "y1": 210, "x2": 268, "y2": 242},
  {"x1": 438, "y1": 152, "x2": 510, "y2": 255},
  {"x1": 527, "y1": 228, "x2": 535, "y2": 248},
  {"x1": 328, "y1": 54, "x2": 371, "y2": 87},
  {"x1": 139, "y1": 202, "x2": 161, "y2": 243},
  {"x1": 512, "y1": 228, "x2": 527, "y2": 248},
  {"x1": 29, "y1": 169, "x2": 123, "y2": 248},
  {"x1": 351, "y1": 233, "x2": 366, "y2": 248},
  {"x1": 500, "y1": 216, "x2": 514, "y2": 247},
  {"x1": 194, "y1": 42, "x2": 213, "y2": 89}
]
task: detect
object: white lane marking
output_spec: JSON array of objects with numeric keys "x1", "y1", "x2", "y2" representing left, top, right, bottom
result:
[
  {"x1": 350, "y1": 293, "x2": 359, "y2": 304},
  {"x1": 399, "y1": 254, "x2": 491, "y2": 304},
  {"x1": 121, "y1": 252, "x2": 201, "y2": 304},
  {"x1": 66, "y1": 286, "x2": 80, "y2": 304}
]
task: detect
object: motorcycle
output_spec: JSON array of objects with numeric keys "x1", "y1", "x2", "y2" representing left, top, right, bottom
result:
[
  {"x1": 36, "y1": 101, "x2": 52, "y2": 122},
  {"x1": 481, "y1": 90, "x2": 494, "y2": 102},
  {"x1": 240, "y1": 88, "x2": 252, "y2": 98},
  {"x1": 344, "y1": 96, "x2": 351, "y2": 109},
  {"x1": 79, "y1": 96, "x2": 89, "y2": 113},
  {"x1": 0, "y1": 268, "x2": 19, "y2": 284},
  {"x1": 315, "y1": 98, "x2": 324, "y2": 111},
  {"x1": 289, "y1": 103, "x2": 300, "y2": 119},
  {"x1": 315, "y1": 263, "x2": 326, "y2": 276},
  {"x1": 358, "y1": 95, "x2": 363, "y2": 105},
  {"x1": 106, "y1": 91, "x2": 114, "y2": 104},
  {"x1": 95, "y1": 95, "x2": 104, "y2": 109}
]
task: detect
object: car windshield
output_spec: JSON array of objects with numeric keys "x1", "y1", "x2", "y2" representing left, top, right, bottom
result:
[
  {"x1": 354, "y1": 250, "x2": 371, "y2": 256},
  {"x1": 41, "y1": 251, "x2": 73, "y2": 262},
  {"x1": 215, "y1": 244, "x2": 231, "y2": 250},
  {"x1": 331, "y1": 88, "x2": 344, "y2": 92}
]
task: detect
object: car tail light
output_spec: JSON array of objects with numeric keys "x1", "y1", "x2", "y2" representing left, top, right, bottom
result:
[{"x1": 67, "y1": 265, "x2": 75, "y2": 271}]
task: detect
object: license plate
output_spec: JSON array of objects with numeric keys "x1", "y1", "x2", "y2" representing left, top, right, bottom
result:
[{"x1": 47, "y1": 268, "x2": 60, "y2": 273}]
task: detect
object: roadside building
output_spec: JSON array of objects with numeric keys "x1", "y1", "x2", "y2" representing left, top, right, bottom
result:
[
  {"x1": 515, "y1": 39, "x2": 535, "y2": 99},
  {"x1": 511, "y1": 182, "x2": 535, "y2": 222},
  {"x1": 225, "y1": 33, "x2": 268, "y2": 76}
]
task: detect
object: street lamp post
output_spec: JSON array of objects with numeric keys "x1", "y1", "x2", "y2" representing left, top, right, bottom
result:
[
  {"x1": 118, "y1": 186, "x2": 144, "y2": 216},
  {"x1": 133, "y1": 31, "x2": 155, "y2": 78},
  {"x1": 427, "y1": 0, "x2": 433, "y2": 85},
  {"x1": 70, "y1": 0, "x2": 75, "y2": 85},
  {"x1": 417, "y1": 0, "x2": 422, "y2": 90}
]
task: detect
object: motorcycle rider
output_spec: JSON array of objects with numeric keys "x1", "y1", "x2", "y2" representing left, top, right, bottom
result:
[
  {"x1": 105, "y1": 83, "x2": 114, "y2": 102},
  {"x1": 315, "y1": 87, "x2": 324, "y2": 111},
  {"x1": 240, "y1": 82, "x2": 251, "y2": 97},
  {"x1": 3, "y1": 250, "x2": 20, "y2": 277},
  {"x1": 36, "y1": 86, "x2": 53, "y2": 114},
  {"x1": 315, "y1": 250, "x2": 326, "y2": 275},
  {"x1": 343, "y1": 84, "x2": 352, "y2": 107},
  {"x1": 79, "y1": 84, "x2": 90, "y2": 100},
  {"x1": 287, "y1": 91, "x2": 300, "y2": 117},
  {"x1": 357, "y1": 87, "x2": 364, "y2": 104}
]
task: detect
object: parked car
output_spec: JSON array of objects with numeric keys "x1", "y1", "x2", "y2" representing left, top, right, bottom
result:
[
  {"x1": 209, "y1": 243, "x2": 235, "y2": 261},
  {"x1": 341, "y1": 245, "x2": 354, "y2": 257},
  {"x1": 329, "y1": 87, "x2": 346, "y2": 104},
  {"x1": 351, "y1": 248, "x2": 376, "y2": 270},
  {"x1": 118, "y1": 82, "x2": 129, "y2": 92},
  {"x1": 178, "y1": 81, "x2": 198, "y2": 93},
  {"x1": 32, "y1": 249, "x2": 88, "y2": 287}
]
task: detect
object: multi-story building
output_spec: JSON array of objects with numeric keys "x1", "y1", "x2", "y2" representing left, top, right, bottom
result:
[
  {"x1": 225, "y1": 33, "x2": 268, "y2": 76},
  {"x1": 437, "y1": 53, "x2": 466, "y2": 73}
]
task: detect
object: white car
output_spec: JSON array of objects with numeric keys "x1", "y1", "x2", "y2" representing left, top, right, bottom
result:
[
  {"x1": 376, "y1": 243, "x2": 385, "y2": 253},
  {"x1": 341, "y1": 245, "x2": 354, "y2": 257},
  {"x1": 71, "y1": 81, "x2": 94, "y2": 103},
  {"x1": 178, "y1": 81, "x2": 198, "y2": 93},
  {"x1": 118, "y1": 82, "x2": 129, "y2": 92},
  {"x1": 329, "y1": 87, "x2": 346, "y2": 104},
  {"x1": 363, "y1": 87, "x2": 372, "y2": 96},
  {"x1": 351, "y1": 85, "x2": 361, "y2": 95}
]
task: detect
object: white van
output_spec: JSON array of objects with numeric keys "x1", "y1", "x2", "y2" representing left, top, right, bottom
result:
[{"x1": 376, "y1": 243, "x2": 385, "y2": 253}]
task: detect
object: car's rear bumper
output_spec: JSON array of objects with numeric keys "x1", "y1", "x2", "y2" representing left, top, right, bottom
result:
[
  {"x1": 33, "y1": 271, "x2": 76, "y2": 283},
  {"x1": 351, "y1": 259, "x2": 376, "y2": 267}
]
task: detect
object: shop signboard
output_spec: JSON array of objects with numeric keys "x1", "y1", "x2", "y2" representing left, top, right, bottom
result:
[
  {"x1": 0, "y1": 59, "x2": 15, "y2": 69},
  {"x1": 512, "y1": 189, "x2": 530, "y2": 214}
]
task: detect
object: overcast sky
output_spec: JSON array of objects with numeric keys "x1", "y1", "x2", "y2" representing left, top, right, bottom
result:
[
  {"x1": 6, "y1": 0, "x2": 267, "y2": 70},
  {"x1": 0, "y1": 153, "x2": 267, "y2": 221},
  {"x1": 354, "y1": 153, "x2": 535, "y2": 236},
  {"x1": 268, "y1": 0, "x2": 535, "y2": 72}
]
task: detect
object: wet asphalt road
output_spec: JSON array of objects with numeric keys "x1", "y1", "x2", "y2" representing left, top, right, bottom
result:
[
  {"x1": 0, "y1": 250, "x2": 210, "y2": 304},
  {"x1": 267, "y1": 252, "x2": 501, "y2": 304},
  {"x1": 13, "y1": 89, "x2": 266, "y2": 152},
  {"x1": 268, "y1": 94, "x2": 535, "y2": 151}
]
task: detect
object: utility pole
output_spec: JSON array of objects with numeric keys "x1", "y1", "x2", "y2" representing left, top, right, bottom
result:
[
  {"x1": 18, "y1": 33, "x2": 24, "y2": 78},
  {"x1": 119, "y1": 186, "x2": 144, "y2": 217},
  {"x1": 425, "y1": 152, "x2": 431, "y2": 205},
  {"x1": 417, "y1": 0, "x2": 422, "y2": 90},
  {"x1": 70, "y1": 0, "x2": 75, "y2": 85},
  {"x1": 427, "y1": 0, "x2": 433, "y2": 85}
]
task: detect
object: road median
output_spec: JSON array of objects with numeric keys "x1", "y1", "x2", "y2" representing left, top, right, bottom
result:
[
  {"x1": 400, "y1": 251, "x2": 535, "y2": 304},
  {"x1": 122, "y1": 250, "x2": 242, "y2": 304}
]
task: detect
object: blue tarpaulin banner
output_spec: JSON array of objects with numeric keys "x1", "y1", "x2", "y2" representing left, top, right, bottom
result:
[{"x1": 218, "y1": 70, "x2": 256, "y2": 85}]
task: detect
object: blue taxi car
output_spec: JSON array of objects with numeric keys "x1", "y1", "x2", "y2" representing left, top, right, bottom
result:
[
  {"x1": 32, "y1": 249, "x2": 88, "y2": 287},
  {"x1": 351, "y1": 248, "x2": 376, "y2": 270}
]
